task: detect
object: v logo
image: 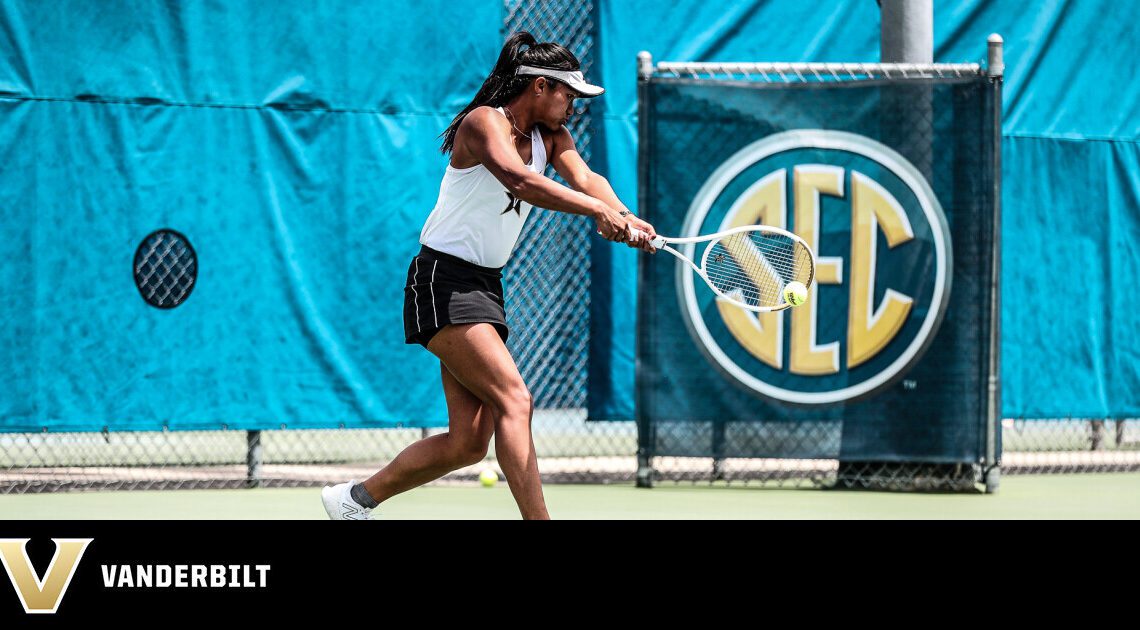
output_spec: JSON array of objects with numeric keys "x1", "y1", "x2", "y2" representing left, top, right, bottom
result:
[
  {"x1": 501, "y1": 192, "x2": 524, "y2": 216},
  {"x1": 0, "y1": 538, "x2": 92, "y2": 614}
]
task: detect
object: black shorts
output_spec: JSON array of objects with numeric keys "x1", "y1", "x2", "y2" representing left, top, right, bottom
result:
[{"x1": 403, "y1": 245, "x2": 509, "y2": 348}]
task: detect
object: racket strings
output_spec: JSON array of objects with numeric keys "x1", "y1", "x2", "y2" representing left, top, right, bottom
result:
[
  {"x1": 706, "y1": 248, "x2": 816, "y2": 289},
  {"x1": 703, "y1": 247, "x2": 813, "y2": 288},
  {"x1": 702, "y1": 232, "x2": 813, "y2": 307}
]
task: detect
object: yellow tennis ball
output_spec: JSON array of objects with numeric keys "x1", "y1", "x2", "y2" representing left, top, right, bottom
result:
[
  {"x1": 783, "y1": 281, "x2": 808, "y2": 306},
  {"x1": 479, "y1": 468, "x2": 498, "y2": 487}
]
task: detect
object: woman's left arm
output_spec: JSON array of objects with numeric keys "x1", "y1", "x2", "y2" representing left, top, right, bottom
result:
[{"x1": 550, "y1": 126, "x2": 657, "y2": 252}]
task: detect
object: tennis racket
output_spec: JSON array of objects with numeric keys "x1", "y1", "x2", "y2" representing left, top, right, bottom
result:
[{"x1": 633, "y1": 225, "x2": 816, "y2": 312}]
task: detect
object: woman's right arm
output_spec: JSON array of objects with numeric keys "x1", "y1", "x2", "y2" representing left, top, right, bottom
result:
[{"x1": 456, "y1": 107, "x2": 632, "y2": 242}]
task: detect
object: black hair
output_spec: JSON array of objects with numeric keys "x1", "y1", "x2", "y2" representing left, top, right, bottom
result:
[{"x1": 440, "y1": 31, "x2": 581, "y2": 154}]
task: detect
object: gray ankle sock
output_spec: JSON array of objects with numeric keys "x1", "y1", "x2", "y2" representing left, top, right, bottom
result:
[{"x1": 350, "y1": 483, "x2": 379, "y2": 509}]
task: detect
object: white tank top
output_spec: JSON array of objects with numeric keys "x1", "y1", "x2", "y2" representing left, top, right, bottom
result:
[{"x1": 419, "y1": 107, "x2": 548, "y2": 268}]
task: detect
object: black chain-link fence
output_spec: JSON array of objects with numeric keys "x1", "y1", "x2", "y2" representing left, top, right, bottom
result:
[
  {"x1": 3, "y1": 9, "x2": 1136, "y2": 496},
  {"x1": 500, "y1": 0, "x2": 639, "y2": 483},
  {"x1": 133, "y1": 229, "x2": 197, "y2": 309},
  {"x1": 1000, "y1": 419, "x2": 1140, "y2": 474}
]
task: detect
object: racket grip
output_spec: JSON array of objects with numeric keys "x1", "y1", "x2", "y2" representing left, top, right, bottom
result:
[
  {"x1": 630, "y1": 228, "x2": 666, "y2": 249},
  {"x1": 597, "y1": 228, "x2": 664, "y2": 249}
]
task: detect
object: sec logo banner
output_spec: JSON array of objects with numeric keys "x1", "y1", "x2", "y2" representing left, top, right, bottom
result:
[{"x1": 678, "y1": 130, "x2": 952, "y2": 405}]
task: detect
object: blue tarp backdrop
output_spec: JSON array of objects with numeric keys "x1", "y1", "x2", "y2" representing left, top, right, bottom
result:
[
  {"x1": 0, "y1": 1, "x2": 502, "y2": 430},
  {"x1": 0, "y1": 0, "x2": 1137, "y2": 432}
]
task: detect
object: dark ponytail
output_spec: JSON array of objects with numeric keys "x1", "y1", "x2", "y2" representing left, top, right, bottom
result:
[{"x1": 440, "y1": 31, "x2": 581, "y2": 154}]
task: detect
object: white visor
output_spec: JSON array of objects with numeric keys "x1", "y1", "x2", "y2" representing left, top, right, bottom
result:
[{"x1": 516, "y1": 65, "x2": 605, "y2": 97}]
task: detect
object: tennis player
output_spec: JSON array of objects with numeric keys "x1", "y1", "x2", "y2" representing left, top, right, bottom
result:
[{"x1": 322, "y1": 31, "x2": 655, "y2": 520}]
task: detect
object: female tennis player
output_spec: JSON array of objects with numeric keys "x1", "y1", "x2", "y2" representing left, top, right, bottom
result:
[{"x1": 322, "y1": 32, "x2": 655, "y2": 520}]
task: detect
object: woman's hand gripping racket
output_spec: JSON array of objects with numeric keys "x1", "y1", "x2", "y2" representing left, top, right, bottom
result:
[{"x1": 632, "y1": 225, "x2": 817, "y2": 312}]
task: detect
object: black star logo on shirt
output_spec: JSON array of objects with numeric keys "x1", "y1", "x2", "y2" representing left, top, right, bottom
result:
[{"x1": 501, "y1": 192, "x2": 523, "y2": 216}]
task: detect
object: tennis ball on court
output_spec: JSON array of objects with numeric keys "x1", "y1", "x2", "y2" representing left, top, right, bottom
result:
[
  {"x1": 783, "y1": 281, "x2": 808, "y2": 306},
  {"x1": 479, "y1": 468, "x2": 498, "y2": 487}
]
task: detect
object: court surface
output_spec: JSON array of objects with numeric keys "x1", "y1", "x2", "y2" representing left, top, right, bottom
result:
[{"x1": 1, "y1": 473, "x2": 1137, "y2": 519}]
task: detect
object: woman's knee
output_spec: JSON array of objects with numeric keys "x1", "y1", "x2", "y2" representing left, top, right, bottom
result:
[
  {"x1": 504, "y1": 385, "x2": 533, "y2": 416},
  {"x1": 492, "y1": 386, "x2": 533, "y2": 426},
  {"x1": 453, "y1": 433, "x2": 491, "y2": 466}
]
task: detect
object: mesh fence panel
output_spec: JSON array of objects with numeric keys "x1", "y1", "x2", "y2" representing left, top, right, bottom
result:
[
  {"x1": 501, "y1": 0, "x2": 636, "y2": 483},
  {"x1": 133, "y1": 229, "x2": 198, "y2": 309},
  {"x1": 1000, "y1": 419, "x2": 1140, "y2": 474}
]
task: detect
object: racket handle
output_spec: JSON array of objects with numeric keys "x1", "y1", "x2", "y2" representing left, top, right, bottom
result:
[
  {"x1": 629, "y1": 228, "x2": 666, "y2": 249},
  {"x1": 597, "y1": 228, "x2": 665, "y2": 249}
]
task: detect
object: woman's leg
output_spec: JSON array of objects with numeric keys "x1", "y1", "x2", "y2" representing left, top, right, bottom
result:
[
  {"x1": 359, "y1": 360, "x2": 495, "y2": 504},
  {"x1": 426, "y1": 323, "x2": 549, "y2": 520}
]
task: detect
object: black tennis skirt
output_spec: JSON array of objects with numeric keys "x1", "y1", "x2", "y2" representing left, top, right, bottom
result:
[{"x1": 403, "y1": 245, "x2": 509, "y2": 347}]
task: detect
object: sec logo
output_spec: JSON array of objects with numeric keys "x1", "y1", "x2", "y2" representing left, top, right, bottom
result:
[{"x1": 678, "y1": 130, "x2": 952, "y2": 404}]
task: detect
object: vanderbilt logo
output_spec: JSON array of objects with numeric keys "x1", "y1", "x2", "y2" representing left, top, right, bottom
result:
[
  {"x1": 0, "y1": 538, "x2": 92, "y2": 614},
  {"x1": 680, "y1": 130, "x2": 951, "y2": 404},
  {"x1": 501, "y1": 192, "x2": 523, "y2": 216}
]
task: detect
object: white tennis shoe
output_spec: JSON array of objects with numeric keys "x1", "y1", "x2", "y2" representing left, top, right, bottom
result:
[{"x1": 321, "y1": 479, "x2": 374, "y2": 520}]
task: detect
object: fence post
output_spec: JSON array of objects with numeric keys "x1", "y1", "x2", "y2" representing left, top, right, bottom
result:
[
  {"x1": 987, "y1": 33, "x2": 1005, "y2": 78},
  {"x1": 985, "y1": 34, "x2": 1004, "y2": 493},
  {"x1": 246, "y1": 430, "x2": 262, "y2": 488},
  {"x1": 636, "y1": 50, "x2": 655, "y2": 489}
]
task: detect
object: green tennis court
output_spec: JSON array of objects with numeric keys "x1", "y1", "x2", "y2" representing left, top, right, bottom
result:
[{"x1": 2, "y1": 473, "x2": 1137, "y2": 520}]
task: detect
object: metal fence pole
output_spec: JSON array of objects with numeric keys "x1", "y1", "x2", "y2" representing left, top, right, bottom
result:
[
  {"x1": 880, "y1": 0, "x2": 933, "y2": 64},
  {"x1": 985, "y1": 33, "x2": 1004, "y2": 493},
  {"x1": 987, "y1": 33, "x2": 1005, "y2": 78},
  {"x1": 835, "y1": 0, "x2": 938, "y2": 488},
  {"x1": 635, "y1": 50, "x2": 655, "y2": 489},
  {"x1": 246, "y1": 430, "x2": 262, "y2": 488}
]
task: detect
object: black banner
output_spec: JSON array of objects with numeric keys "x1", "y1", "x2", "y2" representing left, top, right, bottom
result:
[{"x1": 638, "y1": 77, "x2": 999, "y2": 467}]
